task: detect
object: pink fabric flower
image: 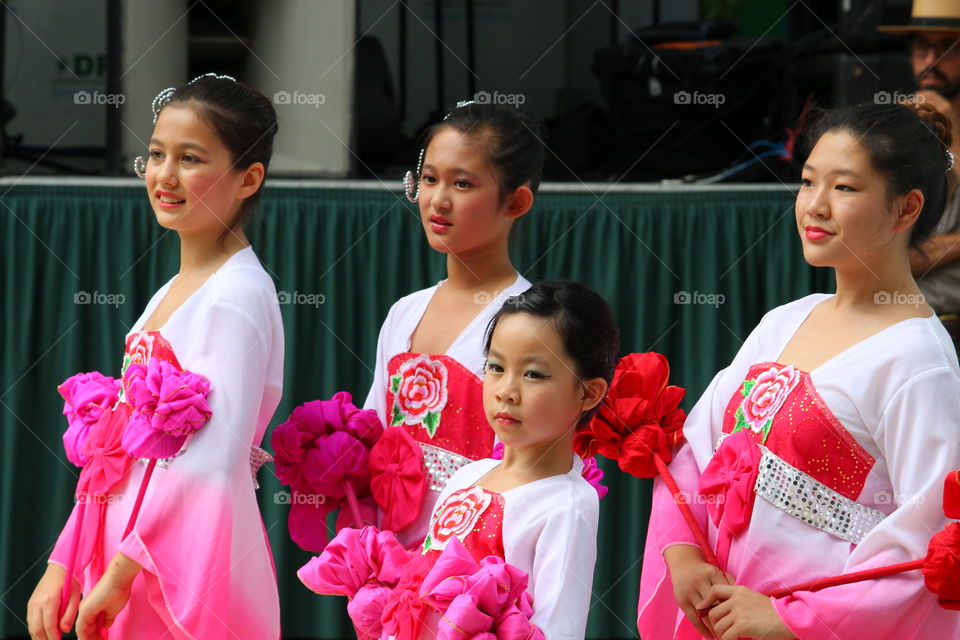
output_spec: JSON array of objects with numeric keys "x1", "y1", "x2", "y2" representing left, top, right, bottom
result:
[
  {"x1": 739, "y1": 364, "x2": 800, "y2": 434},
  {"x1": 76, "y1": 403, "x2": 133, "y2": 499},
  {"x1": 298, "y1": 526, "x2": 412, "y2": 639},
  {"x1": 699, "y1": 430, "x2": 762, "y2": 567},
  {"x1": 580, "y1": 456, "x2": 608, "y2": 500},
  {"x1": 58, "y1": 371, "x2": 121, "y2": 467},
  {"x1": 420, "y1": 537, "x2": 543, "y2": 640},
  {"x1": 121, "y1": 358, "x2": 212, "y2": 459},
  {"x1": 271, "y1": 391, "x2": 384, "y2": 552}
]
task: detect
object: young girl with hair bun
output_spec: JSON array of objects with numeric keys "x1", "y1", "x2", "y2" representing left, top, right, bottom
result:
[
  {"x1": 364, "y1": 101, "x2": 546, "y2": 547},
  {"x1": 301, "y1": 280, "x2": 619, "y2": 639},
  {"x1": 638, "y1": 101, "x2": 960, "y2": 640},
  {"x1": 27, "y1": 74, "x2": 284, "y2": 640}
]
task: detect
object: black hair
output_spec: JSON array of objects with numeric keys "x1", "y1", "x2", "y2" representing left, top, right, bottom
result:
[
  {"x1": 805, "y1": 101, "x2": 952, "y2": 248},
  {"x1": 483, "y1": 280, "x2": 620, "y2": 427},
  {"x1": 420, "y1": 101, "x2": 547, "y2": 201},
  {"x1": 159, "y1": 75, "x2": 279, "y2": 238}
]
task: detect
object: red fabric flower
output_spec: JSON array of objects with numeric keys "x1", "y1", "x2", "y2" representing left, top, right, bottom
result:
[
  {"x1": 381, "y1": 552, "x2": 433, "y2": 640},
  {"x1": 369, "y1": 427, "x2": 426, "y2": 532},
  {"x1": 575, "y1": 353, "x2": 686, "y2": 479},
  {"x1": 944, "y1": 470, "x2": 960, "y2": 520},
  {"x1": 923, "y1": 522, "x2": 960, "y2": 610}
]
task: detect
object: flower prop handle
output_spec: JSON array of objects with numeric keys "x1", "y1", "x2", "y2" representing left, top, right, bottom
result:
[
  {"x1": 768, "y1": 472, "x2": 960, "y2": 608},
  {"x1": 767, "y1": 559, "x2": 924, "y2": 598},
  {"x1": 58, "y1": 500, "x2": 86, "y2": 620},
  {"x1": 652, "y1": 453, "x2": 720, "y2": 568}
]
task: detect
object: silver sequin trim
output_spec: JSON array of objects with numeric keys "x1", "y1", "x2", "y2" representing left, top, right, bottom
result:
[
  {"x1": 419, "y1": 443, "x2": 471, "y2": 492},
  {"x1": 249, "y1": 446, "x2": 273, "y2": 489},
  {"x1": 754, "y1": 449, "x2": 886, "y2": 544},
  {"x1": 715, "y1": 433, "x2": 886, "y2": 544},
  {"x1": 143, "y1": 445, "x2": 273, "y2": 490}
]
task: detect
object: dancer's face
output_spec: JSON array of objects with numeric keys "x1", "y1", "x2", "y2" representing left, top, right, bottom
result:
[
  {"x1": 417, "y1": 126, "x2": 530, "y2": 257},
  {"x1": 145, "y1": 104, "x2": 260, "y2": 236}
]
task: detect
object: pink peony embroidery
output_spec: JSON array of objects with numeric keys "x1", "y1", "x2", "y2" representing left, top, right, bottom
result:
[
  {"x1": 425, "y1": 486, "x2": 491, "y2": 552},
  {"x1": 390, "y1": 355, "x2": 449, "y2": 437},
  {"x1": 736, "y1": 363, "x2": 801, "y2": 440}
]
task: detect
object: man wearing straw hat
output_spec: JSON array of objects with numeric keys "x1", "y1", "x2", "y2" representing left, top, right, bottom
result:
[{"x1": 881, "y1": 0, "x2": 960, "y2": 347}]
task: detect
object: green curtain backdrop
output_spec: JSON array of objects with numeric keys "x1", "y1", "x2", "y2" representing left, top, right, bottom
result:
[{"x1": 0, "y1": 180, "x2": 831, "y2": 639}]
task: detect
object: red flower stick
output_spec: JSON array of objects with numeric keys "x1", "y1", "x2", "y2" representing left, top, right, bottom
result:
[
  {"x1": 767, "y1": 559, "x2": 924, "y2": 598},
  {"x1": 579, "y1": 353, "x2": 720, "y2": 568},
  {"x1": 769, "y1": 472, "x2": 960, "y2": 608}
]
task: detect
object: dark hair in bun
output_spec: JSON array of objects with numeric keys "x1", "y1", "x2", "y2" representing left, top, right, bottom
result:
[{"x1": 805, "y1": 101, "x2": 952, "y2": 248}]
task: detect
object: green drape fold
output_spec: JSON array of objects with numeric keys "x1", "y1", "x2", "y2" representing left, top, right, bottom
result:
[{"x1": 0, "y1": 183, "x2": 830, "y2": 639}]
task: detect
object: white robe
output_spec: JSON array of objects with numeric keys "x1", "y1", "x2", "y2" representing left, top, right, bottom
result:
[{"x1": 433, "y1": 455, "x2": 599, "y2": 640}]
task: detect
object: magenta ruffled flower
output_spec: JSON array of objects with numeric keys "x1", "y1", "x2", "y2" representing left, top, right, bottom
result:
[
  {"x1": 580, "y1": 456, "x2": 608, "y2": 500},
  {"x1": 121, "y1": 358, "x2": 212, "y2": 459},
  {"x1": 58, "y1": 371, "x2": 121, "y2": 467},
  {"x1": 271, "y1": 391, "x2": 384, "y2": 552}
]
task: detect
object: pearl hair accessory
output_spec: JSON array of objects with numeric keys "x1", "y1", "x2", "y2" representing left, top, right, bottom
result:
[
  {"x1": 137, "y1": 73, "x2": 238, "y2": 178},
  {"x1": 402, "y1": 99, "x2": 478, "y2": 202}
]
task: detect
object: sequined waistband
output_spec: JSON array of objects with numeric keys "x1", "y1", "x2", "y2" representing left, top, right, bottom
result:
[
  {"x1": 143, "y1": 445, "x2": 273, "y2": 489},
  {"x1": 419, "y1": 442, "x2": 471, "y2": 492},
  {"x1": 715, "y1": 434, "x2": 887, "y2": 544}
]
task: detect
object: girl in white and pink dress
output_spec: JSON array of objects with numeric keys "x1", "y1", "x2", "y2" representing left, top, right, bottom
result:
[
  {"x1": 364, "y1": 102, "x2": 544, "y2": 547},
  {"x1": 638, "y1": 103, "x2": 960, "y2": 640},
  {"x1": 27, "y1": 75, "x2": 283, "y2": 640},
  {"x1": 301, "y1": 280, "x2": 620, "y2": 640}
]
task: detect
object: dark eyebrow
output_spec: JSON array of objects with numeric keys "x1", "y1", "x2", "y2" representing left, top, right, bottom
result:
[
  {"x1": 802, "y1": 164, "x2": 862, "y2": 180},
  {"x1": 148, "y1": 139, "x2": 210, "y2": 154},
  {"x1": 421, "y1": 163, "x2": 477, "y2": 176}
]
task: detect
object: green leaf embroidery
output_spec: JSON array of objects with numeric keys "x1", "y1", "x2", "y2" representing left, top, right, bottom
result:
[
  {"x1": 732, "y1": 406, "x2": 748, "y2": 434},
  {"x1": 761, "y1": 418, "x2": 774, "y2": 444},
  {"x1": 422, "y1": 534, "x2": 432, "y2": 553},
  {"x1": 423, "y1": 411, "x2": 440, "y2": 438},
  {"x1": 390, "y1": 375, "x2": 400, "y2": 395},
  {"x1": 741, "y1": 379, "x2": 756, "y2": 397},
  {"x1": 391, "y1": 404, "x2": 404, "y2": 426}
]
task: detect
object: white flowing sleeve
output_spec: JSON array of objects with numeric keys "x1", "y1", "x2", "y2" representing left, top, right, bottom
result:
[
  {"x1": 521, "y1": 485, "x2": 599, "y2": 640},
  {"x1": 774, "y1": 367, "x2": 960, "y2": 639},
  {"x1": 363, "y1": 302, "x2": 396, "y2": 423},
  {"x1": 116, "y1": 281, "x2": 282, "y2": 639}
]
